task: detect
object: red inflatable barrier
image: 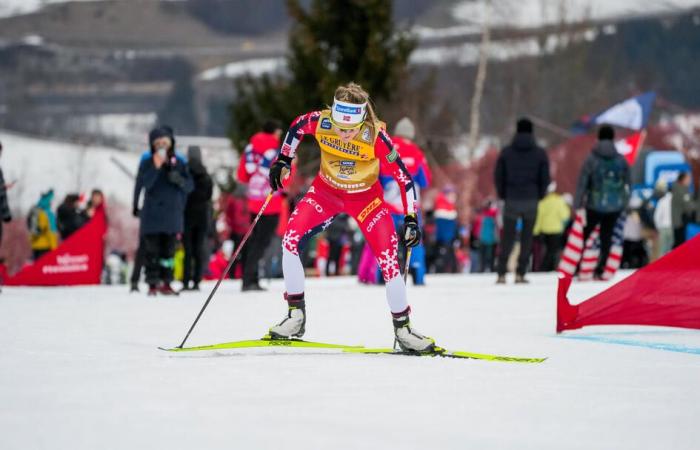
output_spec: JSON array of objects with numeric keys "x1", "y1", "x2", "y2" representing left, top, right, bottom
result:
[
  {"x1": 6, "y1": 207, "x2": 107, "y2": 286},
  {"x1": 557, "y1": 235, "x2": 700, "y2": 332}
]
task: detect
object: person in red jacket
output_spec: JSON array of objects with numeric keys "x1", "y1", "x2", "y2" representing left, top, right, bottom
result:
[
  {"x1": 237, "y1": 120, "x2": 284, "y2": 291},
  {"x1": 267, "y1": 82, "x2": 434, "y2": 353}
]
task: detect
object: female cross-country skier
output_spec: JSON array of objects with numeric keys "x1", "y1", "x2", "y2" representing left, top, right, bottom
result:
[{"x1": 267, "y1": 82, "x2": 435, "y2": 352}]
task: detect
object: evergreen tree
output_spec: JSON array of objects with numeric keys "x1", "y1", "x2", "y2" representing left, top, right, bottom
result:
[{"x1": 228, "y1": 0, "x2": 415, "y2": 156}]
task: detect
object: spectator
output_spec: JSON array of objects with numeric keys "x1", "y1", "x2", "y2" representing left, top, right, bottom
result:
[
  {"x1": 653, "y1": 181, "x2": 673, "y2": 257},
  {"x1": 381, "y1": 116, "x2": 432, "y2": 285},
  {"x1": 236, "y1": 120, "x2": 284, "y2": 292},
  {"x1": 433, "y1": 186, "x2": 459, "y2": 273},
  {"x1": 84, "y1": 189, "x2": 105, "y2": 219},
  {"x1": 325, "y1": 213, "x2": 350, "y2": 276},
  {"x1": 574, "y1": 124, "x2": 630, "y2": 279},
  {"x1": 494, "y1": 117, "x2": 550, "y2": 284},
  {"x1": 622, "y1": 197, "x2": 648, "y2": 268},
  {"x1": 182, "y1": 146, "x2": 214, "y2": 291},
  {"x1": 0, "y1": 141, "x2": 12, "y2": 247},
  {"x1": 28, "y1": 189, "x2": 58, "y2": 260},
  {"x1": 478, "y1": 201, "x2": 499, "y2": 273},
  {"x1": 133, "y1": 126, "x2": 193, "y2": 296},
  {"x1": 533, "y1": 182, "x2": 570, "y2": 271},
  {"x1": 56, "y1": 193, "x2": 85, "y2": 239},
  {"x1": 671, "y1": 172, "x2": 694, "y2": 248},
  {"x1": 223, "y1": 184, "x2": 250, "y2": 279}
]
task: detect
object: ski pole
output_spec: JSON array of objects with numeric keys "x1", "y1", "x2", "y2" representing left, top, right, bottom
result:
[
  {"x1": 176, "y1": 192, "x2": 274, "y2": 348},
  {"x1": 403, "y1": 247, "x2": 412, "y2": 282}
]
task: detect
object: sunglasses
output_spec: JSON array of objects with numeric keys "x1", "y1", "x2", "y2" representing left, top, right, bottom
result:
[{"x1": 330, "y1": 118, "x2": 364, "y2": 131}]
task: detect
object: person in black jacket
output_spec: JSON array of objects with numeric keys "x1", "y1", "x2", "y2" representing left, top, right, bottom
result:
[
  {"x1": 181, "y1": 146, "x2": 213, "y2": 291},
  {"x1": 574, "y1": 124, "x2": 630, "y2": 278},
  {"x1": 56, "y1": 193, "x2": 85, "y2": 240},
  {"x1": 0, "y1": 141, "x2": 12, "y2": 244},
  {"x1": 494, "y1": 118, "x2": 550, "y2": 284},
  {"x1": 133, "y1": 126, "x2": 194, "y2": 296}
]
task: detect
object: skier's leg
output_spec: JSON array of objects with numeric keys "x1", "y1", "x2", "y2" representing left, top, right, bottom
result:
[
  {"x1": 270, "y1": 181, "x2": 341, "y2": 338},
  {"x1": 348, "y1": 190, "x2": 434, "y2": 352}
]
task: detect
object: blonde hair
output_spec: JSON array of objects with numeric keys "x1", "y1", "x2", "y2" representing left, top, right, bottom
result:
[{"x1": 334, "y1": 82, "x2": 379, "y2": 133}]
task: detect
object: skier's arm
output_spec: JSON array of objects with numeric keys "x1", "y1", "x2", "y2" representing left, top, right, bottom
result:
[
  {"x1": 376, "y1": 130, "x2": 416, "y2": 216},
  {"x1": 270, "y1": 111, "x2": 321, "y2": 191},
  {"x1": 279, "y1": 111, "x2": 322, "y2": 160}
]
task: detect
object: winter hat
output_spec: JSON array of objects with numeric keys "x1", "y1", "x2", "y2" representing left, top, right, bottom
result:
[
  {"x1": 516, "y1": 117, "x2": 533, "y2": 134},
  {"x1": 394, "y1": 117, "x2": 416, "y2": 140},
  {"x1": 598, "y1": 124, "x2": 615, "y2": 141},
  {"x1": 149, "y1": 125, "x2": 175, "y2": 152}
]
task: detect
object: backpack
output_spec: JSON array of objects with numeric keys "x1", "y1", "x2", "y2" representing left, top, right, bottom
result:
[
  {"x1": 26, "y1": 206, "x2": 42, "y2": 235},
  {"x1": 590, "y1": 157, "x2": 627, "y2": 212}
]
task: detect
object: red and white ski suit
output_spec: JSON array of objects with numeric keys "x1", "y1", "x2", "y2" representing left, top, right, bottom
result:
[{"x1": 278, "y1": 110, "x2": 417, "y2": 313}]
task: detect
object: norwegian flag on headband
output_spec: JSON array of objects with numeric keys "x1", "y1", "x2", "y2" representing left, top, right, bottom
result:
[
  {"x1": 572, "y1": 92, "x2": 655, "y2": 133},
  {"x1": 615, "y1": 131, "x2": 645, "y2": 165}
]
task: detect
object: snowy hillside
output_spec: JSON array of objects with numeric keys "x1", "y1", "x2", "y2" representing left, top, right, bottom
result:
[
  {"x1": 0, "y1": 131, "x2": 141, "y2": 214},
  {"x1": 0, "y1": 272, "x2": 698, "y2": 450},
  {"x1": 0, "y1": 130, "x2": 236, "y2": 215},
  {"x1": 0, "y1": 0, "x2": 100, "y2": 18},
  {"x1": 419, "y1": 0, "x2": 700, "y2": 37}
]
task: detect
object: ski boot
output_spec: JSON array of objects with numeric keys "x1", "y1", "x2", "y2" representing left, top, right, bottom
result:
[
  {"x1": 392, "y1": 307, "x2": 435, "y2": 353},
  {"x1": 268, "y1": 293, "x2": 306, "y2": 339}
]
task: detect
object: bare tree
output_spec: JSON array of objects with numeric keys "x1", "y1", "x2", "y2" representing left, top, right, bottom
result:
[{"x1": 467, "y1": 0, "x2": 492, "y2": 160}]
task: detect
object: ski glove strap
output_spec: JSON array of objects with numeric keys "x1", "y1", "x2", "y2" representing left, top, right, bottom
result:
[
  {"x1": 269, "y1": 154, "x2": 293, "y2": 191},
  {"x1": 402, "y1": 214, "x2": 421, "y2": 248}
]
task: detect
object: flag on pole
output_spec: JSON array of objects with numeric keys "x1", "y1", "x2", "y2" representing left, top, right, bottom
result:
[
  {"x1": 572, "y1": 92, "x2": 656, "y2": 133},
  {"x1": 615, "y1": 130, "x2": 645, "y2": 165}
]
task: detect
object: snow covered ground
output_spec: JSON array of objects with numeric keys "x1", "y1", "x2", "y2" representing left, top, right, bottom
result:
[{"x1": 1, "y1": 272, "x2": 698, "y2": 450}]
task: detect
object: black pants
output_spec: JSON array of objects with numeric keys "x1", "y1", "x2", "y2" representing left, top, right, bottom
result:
[
  {"x1": 497, "y1": 200, "x2": 537, "y2": 277},
  {"x1": 326, "y1": 239, "x2": 344, "y2": 276},
  {"x1": 539, "y1": 233, "x2": 563, "y2": 272},
  {"x1": 673, "y1": 226, "x2": 686, "y2": 249},
  {"x1": 479, "y1": 244, "x2": 495, "y2": 273},
  {"x1": 242, "y1": 214, "x2": 278, "y2": 287},
  {"x1": 130, "y1": 235, "x2": 145, "y2": 285},
  {"x1": 183, "y1": 221, "x2": 207, "y2": 287},
  {"x1": 582, "y1": 209, "x2": 620, "y2": 276},
  {"x1": 143, "y1": 233, "x2": 177, "y2": 286}
]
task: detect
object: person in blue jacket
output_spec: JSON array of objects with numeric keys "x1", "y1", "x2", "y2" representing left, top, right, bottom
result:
[{"x1": 133, "y1": 126, "x2": 193, "y2": 296}]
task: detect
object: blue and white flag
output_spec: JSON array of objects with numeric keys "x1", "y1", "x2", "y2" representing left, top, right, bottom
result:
[{"x1": 572, "y1": 92, "x2": 656, "y2": 133}]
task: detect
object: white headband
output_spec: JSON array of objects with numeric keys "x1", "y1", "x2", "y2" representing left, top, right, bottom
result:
[{"x1": 331, "y1": 98, "x2": 367, "y2": 128}]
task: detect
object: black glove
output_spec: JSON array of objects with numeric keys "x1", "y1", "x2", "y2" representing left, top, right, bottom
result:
[
  {"x1": 132, "y1": 206, "x2": 140, "y2": 218},
  {"x1": 402, "y1": 214, "x2": 421, "y2": 247},
  {"x1": 2, "y1": 215, "x2": 11, "y2": 223},
  {"x1": 167, "y1": 169, "x2": 186, "y2": 189},
  {"x1": 269, "y1": 154, "x2": 292, "y2": 191}
]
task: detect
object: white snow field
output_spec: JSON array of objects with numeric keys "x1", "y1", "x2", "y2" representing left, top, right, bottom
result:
[{"x1": 1, "y1": 272, "x2": 699, "y2": 450}]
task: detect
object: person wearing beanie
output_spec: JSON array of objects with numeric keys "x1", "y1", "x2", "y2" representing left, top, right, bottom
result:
[
  {"x1": 494, "y1": 116, "x2": 550, "y2": 284},
  {"x1": 378, "y1": 116, "x2": 432, "y2": 285},
  {"x1": 573, "y1": 124, "x2": 630, "y2": 279},
  {"x1": 133, "y1": 125, "x2": 193, "y2": 296}
]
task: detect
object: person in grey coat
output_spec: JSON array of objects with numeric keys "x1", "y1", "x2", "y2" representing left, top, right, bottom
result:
[
  {"x1": 494, "y1": 118, "x2": 550, "y2": 284},
  {"x1": 133, "y1": 126, "x2": 193, "y2": 296},
  {"x1": 573, "y1": 125, "x2": 630, "y2": 278}
]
